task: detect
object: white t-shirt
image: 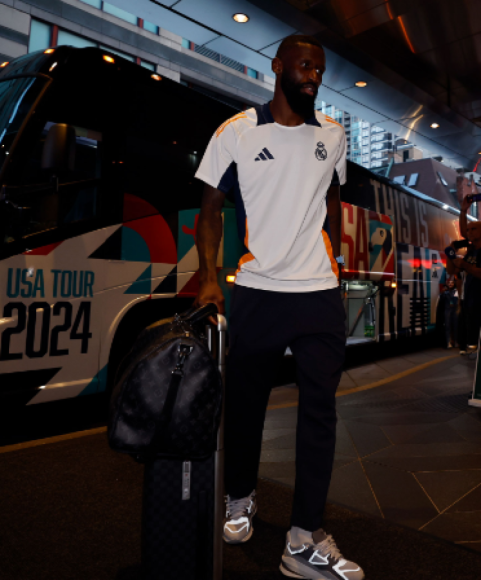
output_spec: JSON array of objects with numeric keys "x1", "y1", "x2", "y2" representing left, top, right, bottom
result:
[{"x1": 195, "y1": 102, "x2": 347, "y2": 292}]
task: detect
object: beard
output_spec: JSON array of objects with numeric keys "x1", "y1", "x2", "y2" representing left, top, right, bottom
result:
[{"x1": 280, "y1": 71, "x2": 317, "y2": 120}]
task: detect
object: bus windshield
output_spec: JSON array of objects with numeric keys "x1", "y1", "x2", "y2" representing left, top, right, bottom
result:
[{"x1": 0, "y1": 76, "x2": 47, "y2": 175}]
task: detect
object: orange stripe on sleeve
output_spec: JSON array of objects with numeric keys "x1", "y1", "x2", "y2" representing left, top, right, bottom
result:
[
  {"x1": 324, "y1": 116, "x2": 344, "y2": 129},
  {"x1": 216, "y1": 113, "x2": 247, "y2": 137},
  {"x1": 322, "y1": 229, "x2": 338, "y2": 275}
]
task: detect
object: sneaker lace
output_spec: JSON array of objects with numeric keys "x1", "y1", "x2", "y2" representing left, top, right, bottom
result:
[
  {"x1": 225, "y1": 493, "x2": 254, "y2": 519},
  {"x1": 315, "y1": 534, "x2": 343, "y2": 561}
]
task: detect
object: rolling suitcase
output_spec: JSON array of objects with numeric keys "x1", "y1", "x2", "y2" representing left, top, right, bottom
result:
[{"x1": 141, "y1": 313, "x2": 227, "y2": 580}]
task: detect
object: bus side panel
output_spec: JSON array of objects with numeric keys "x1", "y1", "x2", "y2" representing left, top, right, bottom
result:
[{"x1": 0, "y1": 230, "x2": 107, "y2": 405}]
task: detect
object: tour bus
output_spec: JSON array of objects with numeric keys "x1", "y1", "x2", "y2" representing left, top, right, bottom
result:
[{"x1": 0, "y1": 47, "x2": 466, "y2": 407}]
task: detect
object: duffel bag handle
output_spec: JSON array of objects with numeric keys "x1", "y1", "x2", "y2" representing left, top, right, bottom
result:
[{"x1": 181, "y1": 303, "x2": 218, "y2": 325}]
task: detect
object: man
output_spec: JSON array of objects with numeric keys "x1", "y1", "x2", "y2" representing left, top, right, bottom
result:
[
  {"x1": 453, "y1": 196, "x2": 481, "y2": 350},
  {"x1": 194, "y1": 35, "x2": 364, "y2": 580}
]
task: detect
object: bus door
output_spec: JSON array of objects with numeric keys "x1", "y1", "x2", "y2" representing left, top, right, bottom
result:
[
  {"x1": 0, "y1": 111, "x2": 107, "y2": 405},
  {"x1": 341, "y1": 202, "x2": 395, "y2": 343}
]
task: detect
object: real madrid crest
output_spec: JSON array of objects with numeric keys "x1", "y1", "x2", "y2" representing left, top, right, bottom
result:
[{"x1": 315, "y1": 141, "x2": 327, "y2": 161}]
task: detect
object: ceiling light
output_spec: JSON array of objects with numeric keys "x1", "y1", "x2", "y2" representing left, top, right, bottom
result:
[
  {"x1": 442, "y1": 204, "x2": 449, "y2": 209},
  {"x1": 233, "y1": 13, "x2": 249, "y2": 23},
  {"x1": 355, "y1": 81, "x2": 367, "y2": 88},
  {"x1": 430, "y1": 122, "x2": 440, "y2": 128},
  {"x1": 0, "y1": 61, "x2": 9, "y2": 68},
  {"x1": 151, "y1": 74, "x2": 162, "y2": 81},
  {"x1": 44, "y1": 48, "x2": 55, "y2": 54},
  {"x1": 49, "y1": 62, "x2": 57, "y2": 71},
  {"x1": 103, "y1": 55, "x2": 115, "y2": 63}
]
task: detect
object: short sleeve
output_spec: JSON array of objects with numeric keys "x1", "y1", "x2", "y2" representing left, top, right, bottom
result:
[
  {"x1": 335, "y1": 131, "x2": 347, "y2": 186},
  {"x1": 195, "y1": 120, "x2": 237, "y2": 193}
]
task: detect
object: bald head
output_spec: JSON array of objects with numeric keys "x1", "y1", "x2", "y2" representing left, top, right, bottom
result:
[{"x1": 276, "y1": 34, "x2": 324, "y2": 60}]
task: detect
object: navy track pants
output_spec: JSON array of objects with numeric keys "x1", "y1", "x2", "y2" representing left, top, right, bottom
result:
[{"x1": 224, "y1": 284, "x2": 346, "y2": 532}]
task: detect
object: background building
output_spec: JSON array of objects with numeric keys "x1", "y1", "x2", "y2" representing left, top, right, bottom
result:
[{"x1": 0, "y1": 0, "x2": 275, "y2": 110}]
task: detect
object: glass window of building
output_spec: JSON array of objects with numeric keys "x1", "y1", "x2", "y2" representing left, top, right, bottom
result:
[
  {"x1": 102, "y1": 3, "x2": 138, "y2": 25},
  {"x1": 393, "y1": 175, "x2": 406, "y2": 184},
  {"x1": 181, "y1": 38, "x2": 191, "y2": 49},
  {"x1": 140, "y1": 61, "x2": 155, "y2": 71},
  {"x1": 407, "y1": 173, "x2": 419, "y2": 187},
  {"x1": 437, "y1": 172, "x2": 448, "y2": 186},
  {"x1": 99, "y1": 46, "x2": 134, "y2": 61},
  {"x1": 79, "y1": 0, "x2": 102, "y2": 7},
  {"x1": 247, "y1": 68, "x2": 258, "y2": 79},
  {"x1": 28, "y1": 20, "x2": 52, "y2": 53},
  {"x1": 143, "y1": 20, "x2": 159, "y2": 34},
  {"x1": 57, "y1": 30, "x2": 97, "y2": 49},
  {"x1": 325, "y1": 106, "x2": 332, "y2": 116}
]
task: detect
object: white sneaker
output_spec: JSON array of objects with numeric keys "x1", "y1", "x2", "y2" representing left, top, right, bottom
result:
[
  {"x1": 223, "y1": 490, "x2": 257, "y2": 544},
  {"x1": 280, "y1": 529, "x2": 364, "y2": 580}
]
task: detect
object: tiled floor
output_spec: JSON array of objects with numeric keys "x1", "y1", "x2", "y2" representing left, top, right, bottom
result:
[{"x1": 259, "y1": 348, "x2": 481, "y2": 551}]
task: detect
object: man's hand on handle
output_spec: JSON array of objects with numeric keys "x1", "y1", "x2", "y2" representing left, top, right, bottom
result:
[{"x1": 194, "y1": 280, "x2": 225, "y2": 325}]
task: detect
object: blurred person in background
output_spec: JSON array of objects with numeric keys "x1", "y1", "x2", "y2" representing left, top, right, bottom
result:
[
  {"x1": 442, "y1": 279, "x2": 459, "y2": 349},
  {"x1": 452, "y1": 197, "x2": 481, "y2": 352}
]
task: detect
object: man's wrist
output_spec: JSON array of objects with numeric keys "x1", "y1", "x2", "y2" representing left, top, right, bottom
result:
[{"x1": 199, "y1": 270, "x2": 219, "y2": 285}]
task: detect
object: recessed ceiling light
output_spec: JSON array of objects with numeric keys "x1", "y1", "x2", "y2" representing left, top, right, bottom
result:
[
  {"x1": 233, "y1": 13, "x2": 249, "y2": 23},
  {"x1": 430, "y1": 122, "x2": 440, "y2": 128},
  {"x1": 103, "y1": 55, "x2": 115, "y2": 63},
  {"x1": 0, "y1": 61, "x2": 9, "y2": 68},
  {"x1": 151, "y1": 74, "x2": 162, "y2": 81},
  {"x1": 44, "y1": 48, "x2": 55, "y2": 54},
  {"x1": 355, "y1": 81, "x2": 367, "y2": 88}
]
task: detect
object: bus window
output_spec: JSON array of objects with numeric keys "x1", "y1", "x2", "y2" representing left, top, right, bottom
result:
[
  {"x1": 0, "y1": 77, "x2": 47, "y2": 175},
  {"x1": 3, "y1": 122, "x2": 102, "y2": 242},
  {"x1": 103, "y1": 79, "x2": 216, "y2": 218}
]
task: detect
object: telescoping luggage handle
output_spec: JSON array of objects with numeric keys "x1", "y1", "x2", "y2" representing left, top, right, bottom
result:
[
  {"x1": 179, "y1": 306, "x2": 227, "y2": 580},
  {"x1": 202, "y1": 309, "x2": 227, "y2": 580}
]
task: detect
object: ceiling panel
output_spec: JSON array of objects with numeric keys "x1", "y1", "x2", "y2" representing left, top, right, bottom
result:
[
  {"x1": 316, "y1": 85, "x2": 388, "y2": 124},
  {"x1": 108, "y1": 0, "x2": 218, "y2": 44},
  {"x1": 174, "y1": 0, "x2": 296, "y2": 50}
]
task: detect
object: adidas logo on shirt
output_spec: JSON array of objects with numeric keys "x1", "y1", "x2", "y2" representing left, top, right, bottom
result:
[{"x1": 255, "y1": 148, "x2": 274, "y2": 161}]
